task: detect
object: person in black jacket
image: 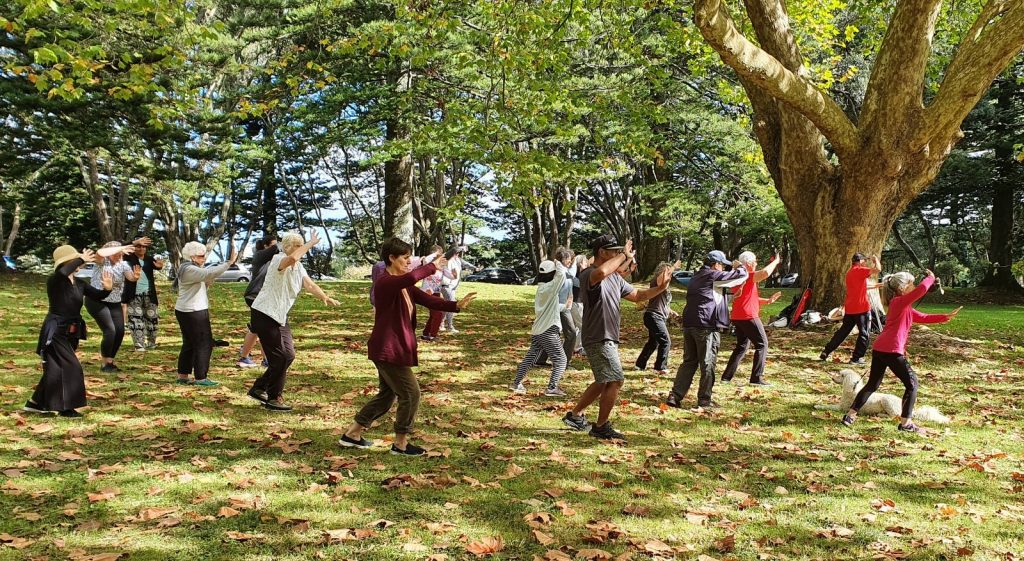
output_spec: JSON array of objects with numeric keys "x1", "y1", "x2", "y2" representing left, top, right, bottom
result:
[
  {"x1": 124, "y1": 238, "x2": 164, "y2": 351},
  {"x1": 237, "y1": 235, "x2": 279, "y2": 368},
  {"x1": 25, "y1": 245, "x2": 118, "y2": 417}
]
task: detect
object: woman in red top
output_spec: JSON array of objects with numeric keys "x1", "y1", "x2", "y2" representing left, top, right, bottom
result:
[
  {"x1": 843, "y1": 270, "x2": 961, "y2": 434},
  {"x1": 721, "y1": 252, "x2": 782, "y2": 385},
  {"x1": 340, "y1": 238, "x2": 477, "y2": 456},
  {"x1": 820, "y1": 253, "x2": 882, "y2": 365}
]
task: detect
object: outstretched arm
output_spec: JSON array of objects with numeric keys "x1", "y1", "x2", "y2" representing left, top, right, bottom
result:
[
  {"x1": 302, "y1": 275, "x2": 340, "y2": 306},
  {"x1": 911, "y1": 306, "x2": 961, "y2": 325},
  {"x1": 278, "y1": 231, "x2": 319, "y2": 271},
  {"x1": 625, "y1": 262, "x2": 677, "y2": 302},
  {"x1": 753, "y1": 255, "x2": 782, "y2": 283}
]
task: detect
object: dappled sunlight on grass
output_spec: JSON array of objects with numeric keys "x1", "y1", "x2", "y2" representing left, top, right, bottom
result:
[{"x1": 0, "y1": 274, "x2": 1022, "y2": 560}]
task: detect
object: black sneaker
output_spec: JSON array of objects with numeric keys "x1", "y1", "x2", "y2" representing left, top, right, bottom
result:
[
  {"x1": 818, "y1": 352, "x2": 830, "y2": 361},
  {"x1": 849, "y1": 358, "x2": 866, "y2": 366},
  {"x1": 696, "y1": 400, "x2": 720, "y2": 409},
  {"x1": 23, "y1": 401, "x2": 55, "y2": 415},
  {"x1": 263, "y1": 399, "x2": 293, "y2": 412},
  {"x1": 562, "y1": 411, "x2": 591, "y2": 431},
  {"x1": 390, "y1": 443, "x2": 426, "y2": 456},
  {"x1": 100, "y1": 363, "x2": 119, "y2": 373},
  {"x1": 339, "y1": 434, "x2": 373, "y2": 449},
  {"x1": 589, "y1": 422, "x2": 625, "y2": 440},
  {"x1": 213, "y1": 339, "x2": 230, "y2": 347},
  {"x1": 897, "y1": 422, "x2": 926, "y2": 434},
  {"x1": 665, "y1": 394, "x2": 683, "y2": 409},
  {"x1": 749, "y1": 380, "x2": 772, "y2": 387},
  {"x1": 59, "y1": 410, "x2": 83, "y2": 418},
  {"x1": 842, "y1": 414, "x2": 855, "y2": 427},
  {"x1": 247, "y1": 388, "x2": 269, "y2": 403},
  {"x1": 720, "y1": 377, "x2": 733, "y2": 384}
]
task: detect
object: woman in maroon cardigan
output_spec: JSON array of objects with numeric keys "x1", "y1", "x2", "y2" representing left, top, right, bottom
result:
[{"x1": 341, "y1": 238, "x2": 477, "y2": 456}]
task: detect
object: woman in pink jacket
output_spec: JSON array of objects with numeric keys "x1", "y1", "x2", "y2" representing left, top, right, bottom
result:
[{"x1": 842, "y1": 270, "x2": 961, "y2": 434}]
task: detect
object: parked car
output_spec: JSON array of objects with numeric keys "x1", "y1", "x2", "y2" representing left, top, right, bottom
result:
[
  {"x1": 780, "y1": 272, "x2": 799, "y2": 287},
  {"x1": 465, "y1": 268, "x2": 524, "y2": 285},
  {"x1": 213, "y1": 263, "x2": 251, "y2": 283},
  {"x1": 671, "y1": 270, "x2": 694, "y2": 287}
]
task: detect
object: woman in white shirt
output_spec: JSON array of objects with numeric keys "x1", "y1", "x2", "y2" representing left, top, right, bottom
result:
[
  {"x1": 509, "y1": 260, "x2": 568, "y2": 397},
  {"x1": 246, "y1": 231, "x2": 339, "y2": 411},
  {"x1": 174, "y1": 241, "x2": 237, "y2": 386}
]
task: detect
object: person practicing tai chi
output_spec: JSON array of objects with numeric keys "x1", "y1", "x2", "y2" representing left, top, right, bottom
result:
[
  {"x1": 535, "y1": 247, "x2": 576, "y2": 369},
  {"x1": 842, "y1": 270, "x2": 960, "y2": 434},
  {"x1": 174, "y1": 241, "x2": 238, "y2": 386},
  {"x1": 85, "y1": 241, "x2": 140, "y2": 372},
  {"x1": 563, "y1": 235, "x2": 673, "y2": 441},
  {"x1": 635, "y1": 261, "x2": 680, "y2": 376},
  {"x1": 237, "y1": 234, "x2": 279, "y2": 368},
  {"x1": 666, "y1": 250, "x2": 748, "y2": 410},
  {"x1": 246, "y1": 231, "x2": 339, "y2": 411},
  {"x1": 123, "y1": 238, "x2": 164, "y2": 352},
  {"x1": 511, "y1": 259, "x2": 570, "y2": 397},
  {"x1": 720, "y1": 252, "x2": 783, "y2": 386},
  {"x1": 820, "y1": 253, "x2": 882, "y2": 365},
  {"x1": 24, "y1": 245, "x2": 123, "y2": 417},
  {"x1": 420, "y1": 245, "x2": 454, "y2": 342},
  {"x1": 341, "y1": 238, "x2": 477, "y2": 456}
]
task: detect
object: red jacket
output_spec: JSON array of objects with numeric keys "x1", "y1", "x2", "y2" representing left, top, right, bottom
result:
[{"x1": 368, "y1": 263, "x2": 459, "y2": 366}]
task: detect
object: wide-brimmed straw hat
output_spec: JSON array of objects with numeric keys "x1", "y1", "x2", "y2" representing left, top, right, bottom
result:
[{"x1": 53, "y1": 245, "x2": 83, "y2": 269}]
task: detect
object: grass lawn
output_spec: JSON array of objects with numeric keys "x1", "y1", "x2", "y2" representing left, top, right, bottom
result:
[{"x1": 0, "y1": 275, "x2": 1022, "y2": 561}]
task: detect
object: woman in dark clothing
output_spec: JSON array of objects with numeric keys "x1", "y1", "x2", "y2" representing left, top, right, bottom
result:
[
  {"x1": 84, "y1": 241, "x2": 139, "y2": 372},
  {"x1": 340, "y1": 238, "x2": 478, "y2": 457},
  {"x1": 25, "y1": 245, "x2": 118, "y2": 417},
  {"x1": 124, "y1": 237, "x2": 163, "y2": 351}
]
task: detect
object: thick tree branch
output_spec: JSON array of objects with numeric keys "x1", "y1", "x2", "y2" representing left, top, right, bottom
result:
[
  {"x1": 915, "y1": 0, "x2": 1024, "y2": 148},
  {"x1": 859, "y1": 0, "x2": 943, "y2": 143},
  {"x1": 693, "y1": 0, "x2": 859, "y2": 161}
]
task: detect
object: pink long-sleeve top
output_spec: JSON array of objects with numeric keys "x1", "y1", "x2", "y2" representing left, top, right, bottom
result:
[
  {"x1": 368, "y1": 263, "x2": 459, "y2": 366},
  {"x1": 872, "y1": 276, "x2": 947, "y2": 355}
]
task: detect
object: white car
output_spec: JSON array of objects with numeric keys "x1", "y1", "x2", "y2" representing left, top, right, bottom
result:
[{"x1": 213, "y1": 263, "x2": 251, "y2": 283}]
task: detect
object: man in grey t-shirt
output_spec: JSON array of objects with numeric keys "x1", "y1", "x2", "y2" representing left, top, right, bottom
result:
[{"x1": 563, "y1": 235, "x2": 674, "y2": 441}]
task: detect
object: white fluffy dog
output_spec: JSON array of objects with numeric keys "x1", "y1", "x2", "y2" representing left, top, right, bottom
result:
[{"x1": 816, "y1": 369, "x2": 950, "y2": 424}]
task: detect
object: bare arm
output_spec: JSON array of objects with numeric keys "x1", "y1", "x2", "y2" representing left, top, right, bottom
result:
[
  {"x1": 278, "y1": 231, "x2": 319, "y2": 271},
  {"x1": 625, "y1": 265, "x2": 674, "y2": 302},
  {"x1": 589, "y1": 239, "x2": 633, "y2": 287},
  {"x1": 753, "y1": 255, "x2": 782, "y2": 283},
  {"x1": 869, "y1": 255, "x2": 882, "y2": 274},
  {"x1": 302, "y1": 275, "x2": 340, "y2": 306}
]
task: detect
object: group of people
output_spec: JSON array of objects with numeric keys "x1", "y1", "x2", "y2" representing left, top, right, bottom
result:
[{"x1": 24, "y1": 230, "x2": 960, "y2": 450}]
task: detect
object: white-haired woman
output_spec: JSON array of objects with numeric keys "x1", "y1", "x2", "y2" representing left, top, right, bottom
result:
[
  {"x1": 720, "y1": 251, "x2": 782, "y2": 386},
  {"x1": 174, "y1": 241, "x2": 237, "y2": 386},
  {"x1": 842, "y1": 270, "x2": 961, "y2": 433},
  {"x1": 24, "y1": 245, "x2": 122, "y2": 417},
  {"x1": 84, "y1": 241, "x2": 140, "y2": 372},
  {"x1": 246, "y1": 231, "x2": 340, "y2": 411}
]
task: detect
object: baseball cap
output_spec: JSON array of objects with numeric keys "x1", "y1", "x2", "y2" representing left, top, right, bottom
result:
[
  {"x1": 590, "y1": 234, "x2": 624, "y2": 254},
  {"x1": 704, "y1": 250, "x2": 731, "y2": 266},
  {"x1": 538, "y1": 260, "x2": 556, "y2": 274},
  {"x1": 852, "y1": 252, "x2": 866, "y2": 263}
]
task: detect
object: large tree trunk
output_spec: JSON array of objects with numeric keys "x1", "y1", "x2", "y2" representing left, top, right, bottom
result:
[
  {"x1": 2, "y1": 202, "x2": 20, "y2": 257},
  {"x1": 383, "y1": 118, "x2": 414, "y2": 242},
  {"x1": 980, "y1": 78, "x2": 1023, "y2": 290},
  {"x1": 78, "y1": 150, "x2": 116, "y2": 243}
]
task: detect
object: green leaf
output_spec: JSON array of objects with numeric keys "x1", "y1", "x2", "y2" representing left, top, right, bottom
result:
[{"x1": 32, "y1": 47, "x2": 59, "y2": 65}]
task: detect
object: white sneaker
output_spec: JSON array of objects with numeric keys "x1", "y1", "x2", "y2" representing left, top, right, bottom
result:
[
  {"x1": 544, "y1": 386, "x2": 566, "y2": 397},
  {"x1": 449, "y1": 328, "x2": 459, "y2": 334},
  {"x1": 509, "y1": 383, "x2": 527, "y2": 394}
]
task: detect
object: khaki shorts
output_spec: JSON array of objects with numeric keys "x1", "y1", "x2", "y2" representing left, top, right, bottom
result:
[{"x1": 584, "y1": 341, "x2": 624, "y2": 383}]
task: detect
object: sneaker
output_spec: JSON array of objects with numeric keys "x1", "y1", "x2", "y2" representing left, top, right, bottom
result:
[
  {"x1": 390, "y1": 443, "x2": 426, "y2": 456},
  {"x1": 247, "y1": 388, "x2": 269, "y2": 403},
  {"x1": 544, "y1": 386, "x2": 566, "y2": 397},
  {"x1": 897, "y1": 422, "x2": 926, "y2": 434},
  {"x1": 420, "y1": 335, "x2": 436, "y2": 342},
  {"x1": 339, "y1": 434, "x2": 373, "y2": 449},
  {"x1": 263, "y1": 399, "x2": 293, "y2": 412},
  {"x1": 146, "y1": 342, "x2": 158, "y2": 350},
  {"x1": 176, "y1": 377, "x2": 193, "y2": 385},
  {"x1": 237, "y1": 356, "x2": 259, "y2": 368},
  {"x1": 696, "y1": 400, "x2": 720, "y2": 409},
  {"x1": 134, "y1": 346, "x2": 147, "y2": 353},
  {"x1": 100, "y1": 363, "x2": 119, "y2": 373},
  {"x1": 720, "y1": 378, "x2": 733, "y2": 384},
  {"x1": 509, "y1": 383, "x2": 527, "y2": 394},
  {"x1": 849, "y1": 358, "x2": 866, "y2": 366},
  {"x1": 665, "y1": 394, "x2": 683, "y2": 409},
  {"x1": 193, "y1": 378, "x2": 220, "y2": 387},
  {"x1": 654, "y1": 369, "x2": 668, "y2": 376},
  {"x1": 589, "y1": 422, "x2": 626, "y2": 440},
  {"x1": 23, "y1": 401, "x2": 55, "y2": 415},
  {"x1": 58, "y1": 410, "x2": 83, "y2": 418},
  {"x1": 213, "y1": 339, "x2": 230, "y2": 347},
  {"x1": 447, "y1": 328, "x2": 459, "y2": 335},
  {"x1": 634, "y1": 365, "x2": 645, "y2": 371},
  {"x1": 818, "y1": 352, "x2": 830, "y2": 361},
  {"x1": 562, "y1": 411, "x2": 590, "y2": 431},
  {"x1": 749, "y1": 380, "x2": 772, "y2": 387},
  {"x1": 842, "y1": 414, "x2": 855, "y2": 427},
  {"x1": 533, "y1": 361, "x2": 552, "y2": 368}
]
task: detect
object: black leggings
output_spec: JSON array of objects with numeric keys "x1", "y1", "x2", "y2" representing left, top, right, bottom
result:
[
  {"x1": 721, "y1": 318, "x2": 768, "y2": 383},
  {"x1": 85, "y1": 299, "x2": 125, "y2": 359},
  {"x1": 851, "y1": 350, "x2": 918, "y2": 418},
  {"x1": 175, "y1": 309, "x2": 213, "y2": 380},
  {"x1": 249, "y1": 309, "x2": 295, "y2": 400},
  {"x1": 822, "y1": 311, "x2": 870, "y2": 361},
  {"x1": 635, "y1": 312, "x2": 670, "y2": 371}
]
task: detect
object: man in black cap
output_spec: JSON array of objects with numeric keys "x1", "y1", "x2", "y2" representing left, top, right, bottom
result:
[
  {"x1": 563, "y1": 235, "x2": 674, "y2": 441},
  {"x1": 666, "y1": 250, "x2": 748, "y2": 410},
  {"x1": 819, "y1": 253, "x2": 881, "y2": 365}
]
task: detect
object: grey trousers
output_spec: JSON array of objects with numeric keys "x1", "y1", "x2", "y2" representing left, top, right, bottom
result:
[
  {"x1": 671, "y1": 327, "x2": 721, "y2": 406},
  {"x1": 441, "y1": 286, "x2": 456, "y2": 329}
]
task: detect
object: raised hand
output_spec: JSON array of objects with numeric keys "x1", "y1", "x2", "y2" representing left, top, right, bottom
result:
[
  {"x1": 133, "y1": 264, "x2": 142, "y2": 278},
  {"x1": 457, "y1": 292, "x2": 478, "y2": 311},
  {"x1": 132, "y1": 236, "x2": 153, "y2": 247},
  {"x1": 100, "y1": 269, "x2": 113, "y2": 291},
  {"x1": 121, "y1": 245, "x2": 136, "y2": 255},
  {"x1": 434, "y1": 256, "x2": 449, "y2": 271},
  {"x1": 672, "y1": 260, "x2": 682, "y2": 271},
  {"x1": 924, "y1": 269, "x2": 935, "y2": 278},
  {"x1": 769, "y1": 291, "x2": 783, "y2": 303},
  {"x1": 308, "y1": 230, "x2": 321, "y2": 246},
  {"x1": 623, "y1": 239, "x2": 634, "y2": 258},
  {"x1": 659, "y1": 264, "x2": 673, "y2": 286},
  {"x1": 81, "y1": 248, "x2": 96, "y2": 263}
]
